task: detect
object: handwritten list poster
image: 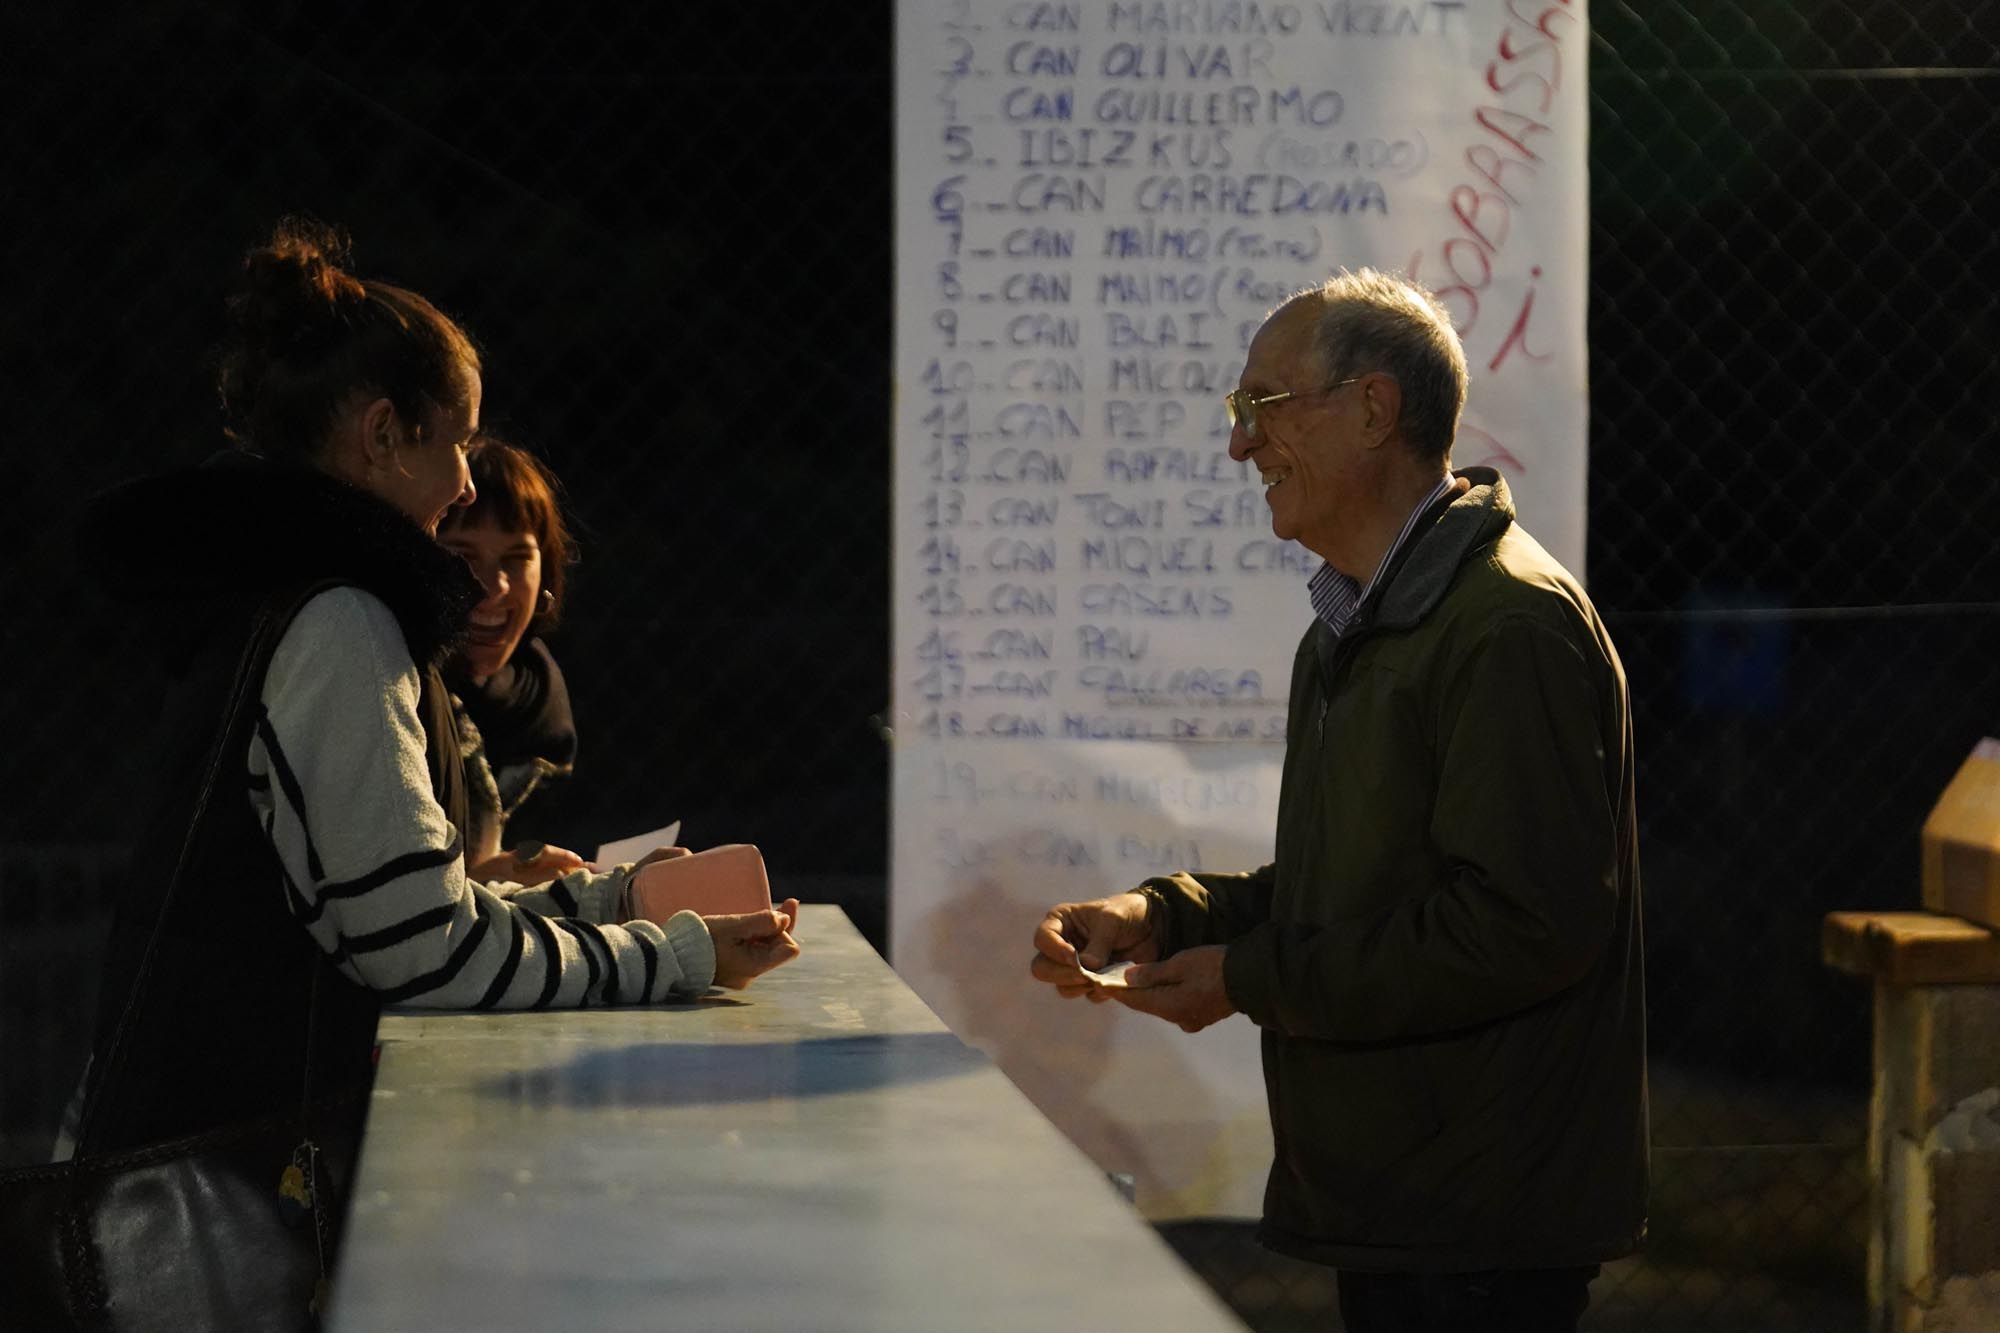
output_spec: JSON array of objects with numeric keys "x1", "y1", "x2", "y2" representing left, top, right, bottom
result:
[{"x1": 892, "y1": 0, "x2": 1588, "y2": 1217}]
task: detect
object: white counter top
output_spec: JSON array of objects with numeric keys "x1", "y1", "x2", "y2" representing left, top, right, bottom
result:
[{"x1": 329, "y1": 905, "x2": 1243, "y2": 1331}]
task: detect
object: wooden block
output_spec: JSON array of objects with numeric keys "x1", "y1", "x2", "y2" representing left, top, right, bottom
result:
[
  {"x1": 1923, "y1": 738, "x2": 2000, "y2": 930},
  {"x1": 1824, "y1": 911, "x2": 2000, "y2": 986}
]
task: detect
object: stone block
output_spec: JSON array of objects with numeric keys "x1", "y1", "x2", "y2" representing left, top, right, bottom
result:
[
  {"x1": 1869, "y1": 982, "x2": 2000, "y2": 1333},
  {"x1": 1922, "y1": 738, "x2": 2000, "y2": 930}
]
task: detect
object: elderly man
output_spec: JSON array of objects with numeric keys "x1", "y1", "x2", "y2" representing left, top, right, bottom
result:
[{"x1": 1031, "y1": 271, "x2": 1645, "y2": 1333}]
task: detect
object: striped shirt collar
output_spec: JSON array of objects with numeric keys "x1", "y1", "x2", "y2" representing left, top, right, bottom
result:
[{"x1": 1307, "y1": 474, "x2": 1457, "y2": 637}]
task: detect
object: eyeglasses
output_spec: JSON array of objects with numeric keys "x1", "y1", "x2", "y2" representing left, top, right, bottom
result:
[{"x1": 1224, "y1": 377, "x2": 1360, "y2": 440}]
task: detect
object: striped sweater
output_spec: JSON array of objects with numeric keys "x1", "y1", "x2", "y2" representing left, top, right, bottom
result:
[{"x1": 248, "y1": 586, "x2": 715, "y2": 1006}]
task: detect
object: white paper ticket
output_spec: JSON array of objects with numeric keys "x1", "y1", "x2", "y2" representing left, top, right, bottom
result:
[{"x1": 1078, "y1": 959, "x2": 1137, "y2": 989}]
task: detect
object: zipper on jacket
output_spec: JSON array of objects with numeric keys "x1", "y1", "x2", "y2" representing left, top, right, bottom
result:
[{"x1": 1313, "y1": 620, "x2": 1369, "y2": 752}]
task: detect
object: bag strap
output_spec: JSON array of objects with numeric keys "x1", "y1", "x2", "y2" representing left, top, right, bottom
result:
[{"x1": 75, "y1": 582, "x2": 342, "y2": 1156}]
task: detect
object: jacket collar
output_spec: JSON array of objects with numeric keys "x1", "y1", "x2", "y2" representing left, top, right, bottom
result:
[
  {"x1": 1363, "y1": 466, "x2": 1515, "y2": 634},
  {"x1": 80, "y1": 451, "x2": 479, "y2": 668}
]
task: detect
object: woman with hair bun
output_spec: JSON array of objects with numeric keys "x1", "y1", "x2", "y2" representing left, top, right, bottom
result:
[
  {"x1": 25, "y1": 220, "x2": 799, "y2": 1329},
  {"x1": 439, "y1": 436, "x2": 591, "y2": 884}
]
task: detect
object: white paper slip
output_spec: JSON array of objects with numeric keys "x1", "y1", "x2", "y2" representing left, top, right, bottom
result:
[
  {"x1": 593, "y1": 820, "x2": 682, "y2": 868},
  {"x1": 1079, "y1": 959, "x2": 1137, "y2": 989}
]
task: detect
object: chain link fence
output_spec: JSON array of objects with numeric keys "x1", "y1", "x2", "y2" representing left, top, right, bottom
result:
[
  {"x1": 1572, "y1": 5, "x2": 1997, "y2": 1326},
  {"x1": 4, "y1": 3, "x2": 1996, "y2": 1328}
]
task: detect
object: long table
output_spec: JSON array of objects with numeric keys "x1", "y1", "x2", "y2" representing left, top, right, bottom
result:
[{"x1": 329, "y1": 904, "x2": 1245, "y2": 1331}]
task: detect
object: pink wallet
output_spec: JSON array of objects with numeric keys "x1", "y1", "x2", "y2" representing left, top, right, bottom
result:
[{"x1": 623, "y1": 844, "x2": 772, "y2": 921}]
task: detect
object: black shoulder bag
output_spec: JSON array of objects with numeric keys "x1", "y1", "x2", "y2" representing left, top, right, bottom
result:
[{"x1": 0, "y1": 599, "x2": 360, "y2": 1331}]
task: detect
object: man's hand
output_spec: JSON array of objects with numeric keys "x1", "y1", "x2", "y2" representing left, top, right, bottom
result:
[
  {"x1": 1111, "y1": 945, "x2": 1235, "y2": 1032},
  {"x1": 705, "y1": 897, "x2": 802, "y2": 989},
  {"x1": 1030, "y1": 893, "x2": 1159, "y2": 999}
]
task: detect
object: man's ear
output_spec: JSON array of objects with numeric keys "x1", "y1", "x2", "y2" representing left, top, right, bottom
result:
[{"x1": 1360, "y1": 373, "x2": 1402, "y2": 446}]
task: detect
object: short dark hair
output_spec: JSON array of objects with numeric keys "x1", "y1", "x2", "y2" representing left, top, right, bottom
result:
[
  {"x1": 440, "y1": 436, "x2": 577, "y2": 630},
  {"x1": 217, "y1": 216, "x2": 480, "y2": 462},
  {"x1": 1300, "y1": 269, "x2": 1468, "y2": 464}
]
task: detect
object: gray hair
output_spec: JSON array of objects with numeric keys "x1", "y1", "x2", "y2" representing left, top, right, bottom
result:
[{"x1": 1289, "y1": 269, "x2": 1468, "y2": 464}]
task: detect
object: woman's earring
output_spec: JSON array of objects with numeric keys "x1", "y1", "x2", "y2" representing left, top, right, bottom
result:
[{"x1": 539, "y1": 590, "x2": 555, "y2": 612}]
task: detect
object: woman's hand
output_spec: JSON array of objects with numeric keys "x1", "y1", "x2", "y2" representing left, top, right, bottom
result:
[
  {"x1": 704, "y1": 897, "x2": 802, "y2": 989},
  {"x1": 471, "y1": 841, "x2": 590, "y2": 886},
  {"x1": 629, "y1": 845, "x2": 692, "y2": 870}
]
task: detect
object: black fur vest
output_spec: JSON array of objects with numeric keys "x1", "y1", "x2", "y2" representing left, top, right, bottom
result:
[{"x1": 74, "y1": 454, "x2": 479, "y2": 1151}]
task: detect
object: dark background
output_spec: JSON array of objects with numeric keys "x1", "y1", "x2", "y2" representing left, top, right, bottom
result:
[
  {"x1": 3, "y1": 3, "x2": 1996, "y2": 1328},
  {"x1": 4, "y1": 3, "x2": 896, "y2": 887}
]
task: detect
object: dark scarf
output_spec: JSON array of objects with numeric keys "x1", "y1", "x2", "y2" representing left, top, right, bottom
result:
[{"x1": 452, "y1": 637, "x2": 578, "y2": 780}]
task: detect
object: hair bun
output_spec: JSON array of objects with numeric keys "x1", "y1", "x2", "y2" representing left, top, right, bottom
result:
[
  {"x1": 217, "y1": 215, "x2": 478, "y2": 458},
  {"x1": 230, "y1": 216, "x2": 367, "y2": 353}
]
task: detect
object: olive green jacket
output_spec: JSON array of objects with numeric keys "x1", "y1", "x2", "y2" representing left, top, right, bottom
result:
[{"x1": 1143, "y1": 470, "x2": 1647, "y2": 1271}]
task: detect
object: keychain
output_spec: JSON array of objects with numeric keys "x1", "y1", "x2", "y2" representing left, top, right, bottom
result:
[{"x1": 277, "y1": 1141, "x2": 317, "y2": 1226}]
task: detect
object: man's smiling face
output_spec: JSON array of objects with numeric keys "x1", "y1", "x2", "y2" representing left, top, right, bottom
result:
[{"x1": 1227, "y1": 303, "x2": 1364, "y2": 560}]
